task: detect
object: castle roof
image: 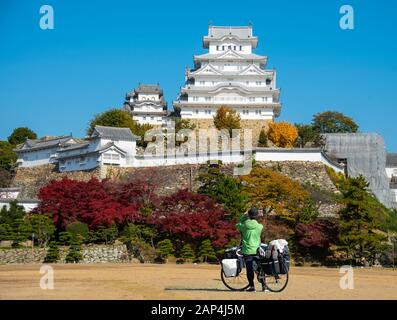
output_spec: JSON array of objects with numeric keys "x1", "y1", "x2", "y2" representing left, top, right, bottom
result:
[
  {"x1": 14, "y1": 135, "x2": 74, "y2": 153},
  {"x1": 203, "y1": 25, "x2": 258, "y2": 48},
  {"x1": 92, "y1": 126, "x2": 140, "y2": 141}
]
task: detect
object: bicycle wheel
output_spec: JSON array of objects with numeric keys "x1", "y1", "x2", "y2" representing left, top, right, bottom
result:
[
  {"x1": 221, "y1": 268, "x2": 250, "y2": 291},
  {"x1": 264, "y1": 272, "x2": 289, "y2": 292}
]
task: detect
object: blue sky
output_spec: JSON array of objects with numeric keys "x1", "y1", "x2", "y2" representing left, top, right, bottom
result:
[{"x1": 0, "y1": 0, "x2": 396, "y2": 150}]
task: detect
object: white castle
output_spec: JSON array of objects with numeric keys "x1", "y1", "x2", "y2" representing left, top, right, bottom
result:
[{"x1": 173, "y1": 25, "x2": 281, "y2": 125}]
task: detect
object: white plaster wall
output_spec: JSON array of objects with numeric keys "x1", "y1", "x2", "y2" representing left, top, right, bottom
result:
[
  {"x1": 17, "y1": 147, "x2": 58, "y2": 168},
  {"x1": 0, "y1": 202, "x2": 38, "y2": 212}
]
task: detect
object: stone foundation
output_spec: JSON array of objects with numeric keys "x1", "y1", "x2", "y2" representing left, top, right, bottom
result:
[
  {"x1": 187, "y1": 118, "x2": 271, "y2": 146},
  {"x1": 0, "y1": 244, "x2": 131, "y2": 264}
]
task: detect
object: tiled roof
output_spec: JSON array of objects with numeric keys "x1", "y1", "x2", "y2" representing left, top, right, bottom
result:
[
  {"x1": 14, "y1": 136, "x2": 73, "y2": 152},
  {"x1": 134, "y1": 84, "x2": 163, "y2": 94},
  {"x1": 93, "y1": 126, "x2": 140, "y2": 141},
  {"x1": 207, "y1": 26, "x2": 254, "y2": 40},
  {"x1": 58, "y1": 142, "x2": 90, "y2": 152}
]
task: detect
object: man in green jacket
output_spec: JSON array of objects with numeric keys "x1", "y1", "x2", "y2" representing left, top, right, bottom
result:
[{"x1": 236, "y1": 207, "x2": 263, "y2": 292}]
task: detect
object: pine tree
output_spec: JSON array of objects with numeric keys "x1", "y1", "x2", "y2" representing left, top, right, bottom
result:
[
  {"x1": 44, "y1": 241, "x2": 60, "y2": 263},
  {"x1": 199, "y1": 239, "x2": 216, "y2": 263},
  {"x1": 180, "y1": 244, "x2": 195, "y2": 262},
  {"x1": 156, "y1": 239, "x2": 174, "y2": 261},
  {"x1": 258, "y1": 129, "x2": 268, "y2": 147},
  {"x1": 197, "y1": 166, "x2": 248, "y2": 219},
  {"x1": 338, "y1": 175, "x2": 388, "y2": 265},
  {"x1": 65, "y1": 240, "x2": 83, "y2": 263}
]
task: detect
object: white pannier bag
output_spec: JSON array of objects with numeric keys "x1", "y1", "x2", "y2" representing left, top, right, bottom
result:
[{"x1": 222, "y1": 259, "x2": 239, "y2": 277}]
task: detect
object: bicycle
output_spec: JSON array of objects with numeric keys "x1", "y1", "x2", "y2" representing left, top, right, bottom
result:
[{"x1": 220, "y1": 245, "x2": 289, "y2": 292}]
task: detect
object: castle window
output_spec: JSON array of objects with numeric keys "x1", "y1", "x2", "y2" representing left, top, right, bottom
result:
[
  {"x1": 228, "y1": 45, "x2": 232, "y2": 49},
  {"x1": 239, "y1": 46, "x2": 242, "y2": 50},
  {"x1": 205, "y1": 96, "x2": 211, "y2": 101},
  {"x1": 234, "y1": 46, "x2": 236, "y2": 50},
  {"x1": 195, "y1": 109, "x2": 199, "y2": 114},
  {"x1": 216, "y1": 45, "x2": 219, "y2": 50},
  {"x1": 222, "y1": 46, "x2": 225, "y2": 50},
  {"x1": 266, "y1": 79, "x2": 271, "y2": 85}
]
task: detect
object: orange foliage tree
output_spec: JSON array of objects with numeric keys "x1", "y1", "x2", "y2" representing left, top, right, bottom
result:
[
  {"x1": 267, "y1": 121, "x2": 298, "y2": 148},
  {"x1": 213, "y1": 106, "x2": 241, "y2": 135},
  {"x1": 240, "y1": 167, "x2": 309, "y2": 223}
]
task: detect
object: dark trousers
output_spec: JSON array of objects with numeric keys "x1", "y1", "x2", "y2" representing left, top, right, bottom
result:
[{"x1": 244, "y1": 254, "x2": 256, "y2": 287}]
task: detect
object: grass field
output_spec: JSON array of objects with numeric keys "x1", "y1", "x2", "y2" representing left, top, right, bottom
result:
[{"x1": 0, "y1": 264, "x2": 396, "y2": 300}]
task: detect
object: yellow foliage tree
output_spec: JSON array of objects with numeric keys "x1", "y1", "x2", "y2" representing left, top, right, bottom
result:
[
  {"x1": 213, "y1": 106, "x2": 241, "y2": 135},
  {"x1": 267, "y1": 121, "x2": 298, "y2": 148},
  {"x1": 240, "y1": 167, "x2": 309, "y2": 223}
]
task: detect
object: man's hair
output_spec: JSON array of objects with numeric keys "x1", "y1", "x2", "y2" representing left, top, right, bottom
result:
[{"x1": 248, "y1": 207, "x2": 259, "y2": 218}]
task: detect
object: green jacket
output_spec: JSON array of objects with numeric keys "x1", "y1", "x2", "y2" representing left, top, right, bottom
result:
[{"x1": 236, "y1": 215, "x2": 263, "y2": 255}]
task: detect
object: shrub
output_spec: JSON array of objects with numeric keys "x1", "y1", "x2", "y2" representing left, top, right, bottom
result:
[
  {"x1": 258, "y1": 129, "x2": 268, "y2": 147},
  {"x1": 65, "y1": 240, "x2": 83, "y2": 263},
  {"x1": 180, "y1": 244, "x2": 195, "y2": 262},
  {"x1": 66, "y1": 222, "x2": 89, "y2": 242},
  {"x1": 198, "y1": 239, "x2": 217, "y2": 263},
  {"x1": 156, "y1": 239, "x2": 174, "y2": 262},
  {"x1": 44, "y1": 242, "x2": 60, "y2": 263}
]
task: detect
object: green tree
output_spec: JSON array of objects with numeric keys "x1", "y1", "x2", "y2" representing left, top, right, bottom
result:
[
  {"x1": 10, "y1": 218, "x2": 32, "y2": 248},
  {"x1": 66, "y1": 222, "x2": 89, "y2": 242},
  {"x1": 180, "y1": 244, "x2": 195, "y2": 262},
  {"x1": 58, "y1": 231, "x2": 72, "y2": 246},
  {"x1": 198, "y1": 239, "x2": 217, "y2": 262},
  {"x1": 87, "y1": 109, "x2": 152, "y2": 147},
  {"x1": 0, "y1": 201, "x2": 25, "y2": 225},
  {"x1": 119, "y1": 223, "x2": 157, "y2": 263},
  {"x1": 94, "y1": 223, "x2": 118, "y2": 244},
  {"x1": 156, "y1": 239, "x2": 174, "y2": 261},
  {"x1": 312, "y1": 111, "x2": 358, "y2": 134},
  {"x1": 65, "y1": 240, "x2": 83, "y2": 263},
  {"x1": 8, "y1": 127, "x2": 37, "y2": 145},
  {"x1": 0, "y1": 141, "x2": 17, "y2": 172},
  {"x1": 198, "y1": 166, "x2": 248, "y2": 219},
  {"x1": 295, "y1": 123, "x2": 324, "y2": 148},
  {"x1": 213, "y1": 106, "x2": 241, "y2": 135},
  {"x1": 258, "y1": 129, "x2": 268, "y2": 147},
  {"x1": 0, "y1": 223, "x2": 12, "y2": 241},
  {"x1": 43, "y1": 241, "x2": 60, "y2": 263},
  {"x1": 338, "y1": 175, "x2": 388, "y2": 265},
  {"x1": 28, "y1": 214, "x2": 55, "y2": 247},
  {"x1": 87, "y1": 109, "x2": 136, "y2": 135},
  {"x1": 297, "y1": 199, "x2": 319, "y2": 224}
]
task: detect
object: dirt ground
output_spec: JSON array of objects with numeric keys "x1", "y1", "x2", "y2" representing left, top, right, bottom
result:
[{"x1": 0, "y1": 263, "x2": 396, "y2": 300}]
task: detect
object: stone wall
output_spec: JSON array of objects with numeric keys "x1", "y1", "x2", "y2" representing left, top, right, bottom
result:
[
  {"x1": 0, "y1": 244, "x2": 131, "y2": 264},
  {"x1": 12, "y1": 161, "x2": 339, "y2": 199},
  {"x1": 188, "y1": 118, "x2": 270, "y2": 146},
  {"x1": 12, "y1": 165, "x2": 102, "y2": 199}
]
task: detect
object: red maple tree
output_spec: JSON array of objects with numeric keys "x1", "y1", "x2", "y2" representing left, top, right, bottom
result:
[
  {"x1": 149, "y1": 189, "x2": 238, "y2": 249},
  {"x1": 36, "y1": 177, "x2": 140, "y2": 229}
]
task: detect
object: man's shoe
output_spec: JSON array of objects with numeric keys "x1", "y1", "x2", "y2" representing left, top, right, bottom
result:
[
  {"x1": 245, "y1": 286, "x2": 256, "y2": 292},
  {"x1": 262, "y1": 285, "x2": 270, "y2": 292}
]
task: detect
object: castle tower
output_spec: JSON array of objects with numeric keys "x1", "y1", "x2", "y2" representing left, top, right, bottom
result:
[
  {"x1": 172, "y1": 25, "x2": 281, "y2": 141},
  {"x1": 124, "y1": 84, "x2": 168, "y2": 126}
]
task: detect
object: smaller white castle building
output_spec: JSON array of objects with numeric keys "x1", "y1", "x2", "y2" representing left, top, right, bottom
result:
[
  {"x1": 14, "y1": 126, "x2": 139, "y2": 172},
  {"x1": 123, "y1": 84, "x2": 169, "y2": 126}
]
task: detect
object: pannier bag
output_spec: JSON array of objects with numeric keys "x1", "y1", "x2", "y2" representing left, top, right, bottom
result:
[
  {"x1": 222, "y1": 259, "x2": 240, "y2": 277},
  {"x1": 261, "y1": 239, "x2": 290, "y2": 275}
]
